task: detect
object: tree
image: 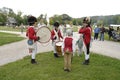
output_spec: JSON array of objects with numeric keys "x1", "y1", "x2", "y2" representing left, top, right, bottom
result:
[
  {"x1": 0, "y1": 13, "x2": 7, "y2": 25},
  {"x1": 49, "y1": 14, "x2": 72, "y2": 25},
  {"x1": 15, "y1": 11, "x2": 23, "y2": 26},
  {"x1": 22, "y1": 15, "x2": 28, "y2": 25}
]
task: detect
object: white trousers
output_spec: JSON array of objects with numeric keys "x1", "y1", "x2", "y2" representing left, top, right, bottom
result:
[
  {"x1": 52, "y1": 42, "x2": 57, "y2": 53},
  {"x1": 28, "y1": 42, "x2": 37, "y2": 59},
  {"x1": 83, "y1": 42, "x2": 89, "y2": 60}
]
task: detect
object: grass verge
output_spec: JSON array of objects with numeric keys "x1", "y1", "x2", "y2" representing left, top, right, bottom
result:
[
  {"x1": 0, "y1": 52, "x2": 120, "y2": 80},
  {"x1": 0, "y1": 32, "x2": 25, "y2": 46}
]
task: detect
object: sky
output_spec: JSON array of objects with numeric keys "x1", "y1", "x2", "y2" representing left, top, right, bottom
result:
[{"x1": 0, "y1": 0, "x2": 120, "y2": 18}]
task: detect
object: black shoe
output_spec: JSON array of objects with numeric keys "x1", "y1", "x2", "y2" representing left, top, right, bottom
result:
[
  {"x1": 82, "y1": 59, "x2": 89, "y2": 65},
  {"x1": 64, "y1": 69, "x2": 71, "y2": 72},
  {"x1": 67, "y1": 69, "x2": 71, "y2": 72},
  {"x1": 64, "y1": 69, "x2": 68, "y2": 71},
  {"x1": 31, "y1": 59, "x2": 37, "y2": 64},
  {"x1": 54, "y1": 53, "x2": 59, "y2": 58}
]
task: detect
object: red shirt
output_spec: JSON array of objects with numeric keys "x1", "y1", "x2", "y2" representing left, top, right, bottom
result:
[
  {"x1": 51, "y1": 29, "x2": 63, "y2": 41},
  {"x1": 79, "y1": 26, "x2": 92, "y2": 46},
  {"x1": 26, "y1": 26, "x2": 38, "y2": 41},
  {"x1": 63, "y1": 37, "x2": 73, "y2": 52}
]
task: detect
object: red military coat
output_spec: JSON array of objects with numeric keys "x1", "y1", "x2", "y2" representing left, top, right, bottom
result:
[
  {"x1": 79, "y1": 26, "x2": 92, "y2": 46},
  {"x1": 26, "y1": 26, "x2": 38, "y2": 41}
]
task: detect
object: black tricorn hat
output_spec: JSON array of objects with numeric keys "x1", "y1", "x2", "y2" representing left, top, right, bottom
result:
[
  {"x1": 53, "y1": 22, "x2": 59, "y2": 27},
  {"x1": 27, "y1": 16, "x2": 37, "y2": 24},
  {"x1": 83, "y1": 17, "x2": 91, "y2": 24}
]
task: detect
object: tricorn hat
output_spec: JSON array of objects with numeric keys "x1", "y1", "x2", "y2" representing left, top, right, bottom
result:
[
  {"x1": 27, "y1": 16, "x2": 37, "y2": 24},
  {"x1": 83, "y1": 17, "x2": 91, "y2": 25},
  {"x1": 53, "y1": 22, "x2": 59, "y2": 27}
]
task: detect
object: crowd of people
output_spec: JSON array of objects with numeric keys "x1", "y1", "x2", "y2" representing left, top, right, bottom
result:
[
  {"x1": 93, "y1": 25, "x2": 120, "y2": 41},
  {"x1": 26, "y1": 16, "x2": 92, "y2": 72},
  {"x1": 26, "y1": 15, "x2": 120, "y2": 72}
]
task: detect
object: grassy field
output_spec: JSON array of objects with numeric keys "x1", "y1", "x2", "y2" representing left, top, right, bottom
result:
[
  {"x1": 0, "y1": 26, "x2": 27, "y2": 32},
  {"x1": 0, "y1": 32, "x2": 25, "y2": 46},
  {"x1": 0, "y1": 52, "x2": 120, "y2": 80}
]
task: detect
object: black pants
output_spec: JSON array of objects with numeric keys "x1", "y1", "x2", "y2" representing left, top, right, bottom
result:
[
  {"x1": 94, "y1": 33, "x2": 99, "y2": 40},
  {"x1": 86, "y1": 43, "x2": 90, "y2": 55}
]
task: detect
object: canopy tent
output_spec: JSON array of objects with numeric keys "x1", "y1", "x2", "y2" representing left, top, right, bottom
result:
[{"x1": 110, "y1": 24, "x2": 120, "y2": 27}]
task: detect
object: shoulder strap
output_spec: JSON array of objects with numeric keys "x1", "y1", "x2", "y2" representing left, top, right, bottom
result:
[{"x1": 54, "y1": 29, "x2": 59, "y2": 40}]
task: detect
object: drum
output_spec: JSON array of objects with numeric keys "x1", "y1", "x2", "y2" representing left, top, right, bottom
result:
[
  {"x1": 55, "y1": 41, "x2": 63, "y2": 56},
  {"x1": 36, "y1": 26, "x2": 51, "y2": 43}
]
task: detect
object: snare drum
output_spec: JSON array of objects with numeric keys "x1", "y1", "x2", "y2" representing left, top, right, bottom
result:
[{"x1": 55, "y1": 41, "x2": 63, "y2": 56}]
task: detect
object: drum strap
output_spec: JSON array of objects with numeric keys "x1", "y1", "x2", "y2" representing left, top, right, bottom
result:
[{"x1": 54, "y1": 29, "x2": 59, "y2": 41}]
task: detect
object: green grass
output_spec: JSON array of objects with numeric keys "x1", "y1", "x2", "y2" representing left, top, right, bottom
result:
[
  {"x1": 0, "y1": 52, "x2": 120, "y2": 80},
  {"x1": 0, "y1": 32, "x2": 25, "y2": 46},
  {"x1": 0, "y1": 26, "x2": 27, "y2": 32}
]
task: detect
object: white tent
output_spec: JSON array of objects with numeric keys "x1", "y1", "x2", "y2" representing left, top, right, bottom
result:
[{"x1": 110, "y1": 24, "x2": 120, "y2": 27}]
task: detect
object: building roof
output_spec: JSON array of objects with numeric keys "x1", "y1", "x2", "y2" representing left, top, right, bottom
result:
[{"x1": 7, "y1": 17, "x2": 17, "y2": 23}]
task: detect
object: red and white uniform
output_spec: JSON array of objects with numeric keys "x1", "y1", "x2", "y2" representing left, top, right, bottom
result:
[
  {"x1": 51, "y1": 29, "x2": 63, "y2": 41},
  {"x1": 51, "y1": 29, "x2": 63, "y2": 53},
  {"x1": 79, "y1": 26, "x2": 92, "y2": 46},
  {"x1": 26, "y1": 26, "x2": 38, "y2": 59},
  {"x1": 26, "y1": 26, "x2": 38, "y2": 41},
  {"x1": 79, "y1": 26, "x2": 92, "y2": 60}
]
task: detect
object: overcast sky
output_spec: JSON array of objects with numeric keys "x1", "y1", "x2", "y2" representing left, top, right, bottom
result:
[{"x1": 0, "y1": 0, "x2": 120, "y2": 18}]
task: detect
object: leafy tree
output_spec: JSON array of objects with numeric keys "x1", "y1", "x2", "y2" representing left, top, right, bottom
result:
[
  {"x1": 22, "y1": 15, "x2": 28, "y2": 25},
  {"x1": 15, "y1": 11, "x2": 23, "y2": 26},
  {"x1": 0, "y1": 13, "x2": 7, "y2": 25}
]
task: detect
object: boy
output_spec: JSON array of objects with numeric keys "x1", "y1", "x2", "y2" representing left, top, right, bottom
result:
[
  {"x1": 51, "y1": 22, "x2": 63, "y2": 57},
  {"x1": 62, "y1": 29, "x2": 75, "y2": 72},
  {"x1": 76, "y1": 34, "x2": 83, "y2": 56},
  {"x1": 26, "y1": 16, "x2": 40, "y2": 64}
]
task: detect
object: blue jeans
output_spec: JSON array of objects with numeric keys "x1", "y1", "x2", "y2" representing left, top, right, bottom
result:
[{"x1": 100, "y1": 33, "x2": 104, "y2": 41}]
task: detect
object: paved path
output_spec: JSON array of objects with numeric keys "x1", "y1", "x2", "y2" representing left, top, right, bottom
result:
[
  {"x1": 0, "y1": 31, "x2": 120, "y2": 66},
  {"x1": 91, "y1": 40, "x2": 120, "y2": 59},
  {"x1": 73, "y1": 32, "x2": 120, "y2": 59},
  {"x1": 0, "y1": 30, "x2": 53, "y2": 66}
]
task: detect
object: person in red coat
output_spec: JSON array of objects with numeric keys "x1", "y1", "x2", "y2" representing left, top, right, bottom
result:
[
  {"x1": 62, "y1": 29, "x2": 75, "y2": 72},
  {"x1": 51, "y1": 22, "x2": 63, "y2": 57},
  {"x1": 79, "y1": 17, "x2": 92, "y2": 65},
  {"x1": 26, "y1": 16, "x2": 40, "y2": 64}
]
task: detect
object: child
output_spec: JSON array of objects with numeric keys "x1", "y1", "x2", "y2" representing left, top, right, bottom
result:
[
  {"x1": 62, "y1": 29, "x2": 75, "y2": 72},
  {"x1": 76, "y1": 34, "x2": 83, "y2": 56},
  {"x1": 51, "y1": 22, "x2": 63, "y2": 57},
  {"x1": 26, "y1": 16, "x2": 40, "y2": 64}
]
